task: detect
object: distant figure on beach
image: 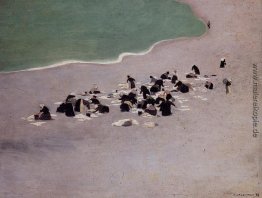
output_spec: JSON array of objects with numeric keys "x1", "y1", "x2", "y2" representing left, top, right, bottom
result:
[
  {"x1": 205, "y1": 81, "x2": 213, "y2": 89},
  {"x1": 220, "y1": 58, "x2": 226, "y2": 68},
  {"x1": 158, "y1": 99, "x2": 176, "y2": 116},
  {"x1": 65, "y1": 93, "x2": 76, "y2": 105},
  {"x1": 207, "y1": 21, "x2": 210, "y2": 29},
  {"x1": 175, "y1": 81, "x2": 193, "y2": 93},
  {"x1": 150, "y1": 75, "x2": 158, "y2": 84},
  {"x1": 127, "y1": 75, "x2": 136, "y2": 89},
  {"x1": 120, "y1": 100, "x2": 133, "y2": 112},
  {"x1": 160, "y1": 71, "x2": 171, "y2": 80},
  {"x1": 192, "y1": 65, "x2": 200, "y2": 75},
  {"x1": 94, "y1": 104, "x2": 109, "y2": 113},
  {"x1": 186, "y1": 73, "x2": 198, "y2": 78},
  {"x1": 90, "y1": 95, "x2": 100, "y2": 104},
  {"x1": 155, "y1": 79, "x2": 164, "y2": 89},
  {"x1": 223, "y1": 78, "x2": 231, "y2": 94},
  {"x1": 140, "y1": 85, "x2": 150, "y2": 99},
  {"x1": 171, "y1": 70, "x2": 178, "y2": 84},
  {"x1": 35, "y1": 104, "x2": 52, "y2": 120}
]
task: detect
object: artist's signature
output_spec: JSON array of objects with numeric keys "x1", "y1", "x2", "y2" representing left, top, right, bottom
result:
[{"x1": 232, "y1": 193, "x2": 259, "y2": 197}]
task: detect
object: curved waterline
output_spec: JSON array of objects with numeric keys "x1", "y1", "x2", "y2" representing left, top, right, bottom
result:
[{"x1": 0, "y1": 0, "x2": 206, "y2": 72}]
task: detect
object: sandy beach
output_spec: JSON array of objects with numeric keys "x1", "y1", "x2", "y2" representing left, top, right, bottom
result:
[{"x1": 0, "y1": 0, "x2": 261, "y2": 197}]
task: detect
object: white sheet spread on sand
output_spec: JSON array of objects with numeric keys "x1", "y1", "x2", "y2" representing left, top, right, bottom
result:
[
  {"x1": 143, "y1": 122, "x2": 158, "y2": 128},
  {"x1": 30, "y1": 122, "x2": 47, "y2": 126},
  {"x1": 22, "y1": 114, "x2": 57, "y2": 126},
  {"x1": 112, "y1": 119, "x2": 139, "y2": 127},
  {"x1": 74, "y1": 114, "x2": 92, "y2": 121},
  {"x1": 98, "y1": 95, "x2": 111, "y2": 100},
  {"x1": 118, "y1": 83, "x2": 128, "y2": 89}
]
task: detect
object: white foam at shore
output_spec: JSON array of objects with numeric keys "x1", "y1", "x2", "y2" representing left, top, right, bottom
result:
[{"x1": 1, "y1": 34, "x2": 206, "y2": 74}]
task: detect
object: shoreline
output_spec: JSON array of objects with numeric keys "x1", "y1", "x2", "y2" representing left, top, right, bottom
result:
[{"x1": 0, "y1": 35, "x2": 207, "y2": 74}]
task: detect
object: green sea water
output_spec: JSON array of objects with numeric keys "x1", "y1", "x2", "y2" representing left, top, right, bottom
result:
[{"x1": 0, "y1": 0, "x2": 206, "y2": 72}]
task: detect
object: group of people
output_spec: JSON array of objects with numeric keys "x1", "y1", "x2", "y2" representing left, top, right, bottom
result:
[
  {"x1": 34, "y1": 59, "x2": 231, "y2": 121},
  {"x1": 120, "y1": 74, "x2": 177, "y2": 116},
  {"x1": 55, "y1": 93, "x2": 110, "y2": 118},
  {"x1": 119, "y1": 65, "x2": 207, "y2": 117}
]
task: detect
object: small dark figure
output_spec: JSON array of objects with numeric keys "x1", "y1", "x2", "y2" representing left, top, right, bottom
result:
[
  {"x1": 166, "y1": 93, "x2": 173, "y2": 101},
  {"x1": 140, "y1": 85, "x2": 150, "y2": 99},
  {"x1": 90, "y1": 95, "x2": 100, "y2": 105},
  {"x1": 120, "y1": 101, "x2": 132, "y2": 112},
  {"x1": 155, "y1": 96, "x2": 165, "y2": 104},
  {"x1": 146, "y1": 96, "x2": 156, "y2": 105},
  {"x1": 35, "y1": 105, "x2": 52, "y2": 120},
  {"x1": 220, "y1": 58, "x2": 226, "y2": 68},
  {"x1": 205, "y1": 81, "x2": 213, "y2": 89},
  {"x1": 94, "y1": 104, "x2": 109, "y2": 113},
  {"x1": 223, "y1": 78, "x2": 231, "y2": 94},
  {"x1": 150, "y1": 76, "x2": 158, "y2": 84},
  {"x1": 155, "y1": 79, "x2": 164, "y2": 88},
  {"x1": 64, "y1": 103, "x2": 75, "y2": 117},
  {"x1": 158, "y1": 100, "x2": 176, "y2": 116},
  {"x1": 127, "y1": 75, "x2": 136, "y2": 89},
  {"x1": 150, "y1": 84, "x2": 160, "y2": 94},
  {"x1": 120, "y1": 91, "x2": 137, "y2": 105},
  {"x1": 171, "y1": 75, "x2": 178, "y2": 84},
  {"x1": 192, "y1": 65, "x2": 200, "y2": 75},
  {"x1": 65, "y1": 94, "x2": 76, "y2": 103},
  {"x1": 186, "y1": 73, "x2": 198, "y2": 78},
  {"x1": 128, "y1": 91, "x2": 137, "y2": 103},
  {"x1": 207, "y1": 21, "x2": 210, "y2": 29},
  {"x1": 175, "y1": 81, "x2": 189, "y2": 93},
  {"x1": 160, "y1": 71, "x2": 170, "y2": 80},
  {"x1": 57, "y1": 103, "x2": 66, "y2": 113},
  {"x1": 74, "y1": 99, "x2": 82, "y2": 112}
]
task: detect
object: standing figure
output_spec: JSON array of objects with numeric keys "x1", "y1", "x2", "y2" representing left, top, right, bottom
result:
[
  {"x1": 127, "y1": 75, "x2": 136, "y2": 89},
  {"x1": 171, "y1": 70, "x2": 178, "y2": 84},
  {"x1": 192, "y1": 65, "x2": 200, "y2": 75},
  {"x1": 223, "y1": 78, "x2": 231, "y2": 94},
  {"x1": 207, "y1": 21, "x2": 211, "y2": 29},
  {"x1": 220, "y1": 58, "x2": 226, "y2": 68}
]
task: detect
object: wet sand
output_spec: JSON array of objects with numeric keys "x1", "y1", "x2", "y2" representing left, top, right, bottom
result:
[{"x1": 0, "y1": 0, "x2": 261, "y2": 197}]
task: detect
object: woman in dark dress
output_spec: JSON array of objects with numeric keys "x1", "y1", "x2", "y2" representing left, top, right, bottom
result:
[
  {"x1": 140, "y1": 85, "x2": 150, "y2": 99},
  {"x1": 175, "y1": 81, "x2": 189, "y2": 93},
  {"x1": 160, "y1": 71, "x2": 170, "y2": 80},
  {"x1": 127, "y1": 75, "x2": 136, "y2": 89},
  {"x1": 220, "y1": 58, "x2": 226, "y2": 68},
  {"x1": 35, "y1": 105, "x2": 52, "y2": 120},
  {"x1": 192, "y1": 65, "x2": 200, "y2": 75},
  {"x1": 158, "y1": 100, "x2": 176, "y2": 116}
]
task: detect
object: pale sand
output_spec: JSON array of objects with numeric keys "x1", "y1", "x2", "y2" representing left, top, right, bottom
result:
[{"x1": 0, "y1": 0, "x2": 261, "y2": 197}]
